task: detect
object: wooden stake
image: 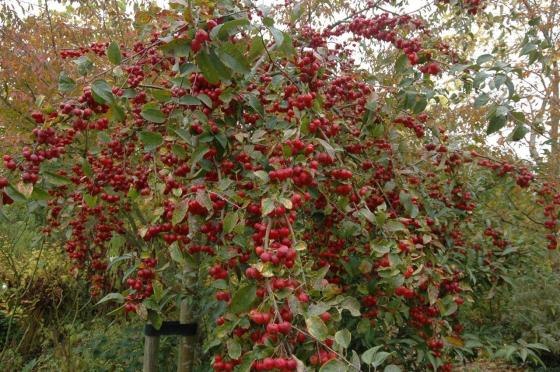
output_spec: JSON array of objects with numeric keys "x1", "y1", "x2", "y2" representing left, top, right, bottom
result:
[
  {"x1": 143, "y1": 332, "x2": 159, "y2": 372},
  {"x1": 177, "y1": 299, "x2": 195, "y2": 372}
]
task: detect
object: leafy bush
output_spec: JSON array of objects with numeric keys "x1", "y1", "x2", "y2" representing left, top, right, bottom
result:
[
  {"x1": 3, "y1": 319, "x2": 178, "y2": 371},
  {"x1": 498, "y1": 265, "x2": 560, "y2": 367}
]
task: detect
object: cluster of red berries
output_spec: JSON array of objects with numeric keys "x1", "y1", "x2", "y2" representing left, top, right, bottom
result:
[{"x1": 252, "y1": 357, "x2": 297, "y2": 371}]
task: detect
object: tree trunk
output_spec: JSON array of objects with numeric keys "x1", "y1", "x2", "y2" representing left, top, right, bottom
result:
[
  {"x1": 550, "y1": 68, "x2": 560, "y2": 175},
  {"x1": 177, "y1": 258, "x2": 196, "y2": 372},
  {"x1": 177, "y1": 299, "x2": 195, "y2": 372}
]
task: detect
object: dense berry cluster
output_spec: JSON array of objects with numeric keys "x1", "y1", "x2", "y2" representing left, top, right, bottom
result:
[{"x1": 0, "y1": 2, "x2": 551, "y2": 371}]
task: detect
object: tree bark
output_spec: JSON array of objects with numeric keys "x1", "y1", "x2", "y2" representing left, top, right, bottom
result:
[
  {"x1": 177, "y1": 299, "x2": 195, "y2": 372},
  {"x1": 177, "y1": 257, "x2": 196, "y2": 372},
  {"x1": 549, "y1": 68, "x2": 560, "y2": 175}
]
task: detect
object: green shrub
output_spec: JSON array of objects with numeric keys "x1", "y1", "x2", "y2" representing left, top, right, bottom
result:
[{"x1": 20, "y1": 319, "x2": 178, "y2": 371}]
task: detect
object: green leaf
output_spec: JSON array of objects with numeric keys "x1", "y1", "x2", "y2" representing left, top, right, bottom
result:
[
  {"x1": 107, "y1": 41, "x2": 122, "y2": 65},
  {"x1": 494, "y1": 74, "x2": 507, "y2": 89},
  {"x1": 196, "y1": 49, "x2": 219, "y2": 84},
  {"x1": 413, "y1": 96, "x2": 427, "y2": 114},
  {"x1": 261, "y1": 198, "x2": 275, "y2": 216},
  {"x1": 476, "y1": 54, "x2": 493, "y2": 65},
  {"x1": 510, "y1": 124, "x2": 529, "y2": 141},
  {"x1": 245, "y1": 93, "x2": 264, "y2": 116},
  {"x1": 4, "y1": 184, "x2": 27, "y2": 203},
  {"x1": 384, "y1": 365, "x2": 402, "y2": 372},
  {"x1": 141, "y1": 106, "x2": 166, "y2": 123},
  {"x1": 216, "y1": 43, "x2": 250, "y2": 74},
  {"x1": 340, "y1": 297, "x2": 361, "y2": 316},
  {"x1": 91, "y1": 80, "x2": 114, "y2": 104},
  {"x1": 58, "y1": 72, "x2": 76, "y2": 93},
  {"x1": 227, "y1": 338, "x2": 242, "y2": 359},
  {"x1": 178, "y1": 95, "x2": 202, "y2": 105},
  {"x1": 474, "y1": 93, "x2": 490, "y2": 108},
  {"x1": 372, "y1": 352, "x2": 392, "y2": 368},
  {"x1": 223, "y1": 211, "x2": 239, "y2": 234},
  {"x1": 486, "y1": 113, "x2": 507, "y2": 135},
  {"x1": 96, "y1": 292, "x2": 124, "y2": 305},
  {"x1": 520, "y1": 42, "x2": 537, "y2": 56},
  {"x1": 269, "y1": 27, "x2": 285, "y2": 48},
  {"x1": 335, "y1": 329, "x2": 351, "y2": 349},
  {"x1": 215, "y1": 18, "x2": 250, "y2": 40},
  {"x1": 305, "y1": 316, "x2": 329, "y2": 341},
  {"x1": 152, "y1": 281, "x2": 164, "y2": 302},
  {"x1": 362, "y1": 346, "x2": 383, "y2": 365},
  {"x1": 191, "y1": 144, "x2": 209, "y2": 167},
  {"x1": 111, "y1": 103, "x2": 125, "y2": 122},
  {"x1": 230, "y1": 285, "x2": 257, "y2": 314},
  {"x1": 196, "y1": 48, "x2": 231, "y2": 84},
  {"x1": 169, "y1": 242, "x2": 185, "y2": 265},
  {"x1": 384, "y1": 220, "x2": 407, "y2": 232},
  {"x1": 248, "y1": 36, "x2": 265, "y2": 61},
  {"x1": 449, "y1": 64, "x2": 469, "y2": 74},
  {"x1": 74, "y1": 55, "x2": 93, "y2": 76},
  {"x1": 319, "y1": 360, "x2": 346, "y2": 372},
  {"x1": 394, "y1": 53, "x2": 409, "y2": 74},
  {"x1": 139, "y1": 131, "x2": 163, "y2": 151},
  {"x1": 442, "y1": 301, "x2": 458, "y2": 316},
  {"x1": 316, "y1": 138, "x2": 336, "y2": 159},
  {"x1": 197, "y1": 94, "x2": 213, "y2": 108},
  {"x1": 291, "y1": 2, "x2": 304, "y2": 22},
  {"x1": 30, "y1": 186, "x2": 51, "y2": 201},
  {"x1": 172, "y1": 201, "x2": 188, "y2": 225},
  {"x1": 253, "y1": 170, "x2": 269, "y2": 183},
  {"x1": 148, "y1": 311, "x2": 163, "y2": 330},
  {"x1": 44, "y1": 171, "x2": 72, "y2": 186}
]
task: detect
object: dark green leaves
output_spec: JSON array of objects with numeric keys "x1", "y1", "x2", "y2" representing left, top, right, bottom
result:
[
  {"x1": 43, "y1": 171, "x2": 73, "y2": 186},
  {"x1": 474, "y1": 93, "x2": 490, "y2": 108},
  {"x1": 394, "y1": 53, "x2": 410, "y2": 74},
  {"x1": 269, "y1": 27, "x2": 285, "y2": 48},
  {"x1": 216, "y1": 43, "x2": 250, "y2": 74},
  {"x1": 107, "y1": 41, "x2": 122, "y2": 65},
  {"x1": 486, "y1": 105, "x2": 510, "y2": 135},
  {"x1": 245, "y1": 93, "x2": 264, "y2": 117},
  {"x1": 510, "y1": 124, "x2": 529, "y2": 141},
  {"x1": 520, "y1": 42, "x2": 538, "y2": 56},
  {"x1": 91, "y1": 80, "x2": 114, "y2": 104},
  {"x1": 141, "y1": 105, "x2": 166, "y2": 123},
  {"x1": 230, "y1": 285, "x2": 256, "y2": 314},
  {"x1": 212, "y1": 18, "x2": 250, "y2": 40},
  {"x1": 191, "y1": 144, "x2": 209, "y2": 167},
  {"x1": 222, "y1": 211, "x2": 239, "y2": 234},
  {"x1": 476, "y1": 54, "x2": 493, "y2": 65},
  {"x1": 196, "y1": 48, "x2": 231, "y2": 84},
  {"x1": 139, "y1": 131, "x2": 163, "y2": 151},
  {"x1": 96, "y1": 292, "x2": 125, "y2": 305},
  {"x1": 487, "y1": 114, "x2": 507, "y2": 135},
  {"x1": 58, "y1": 72, "x2": 76, "y2": 93},
  {"x1": 4, "y1": 184, "x2": 26, "y2": 203},
  {"x1": 30, "y1": 186, "x2": 51, "y2": 201},
  {"x1": 74, "y1": 55, "x2": 93, "y2": 76},
  {"x1": 178, "y1": 95, "x2": 202, "y2": 105}
]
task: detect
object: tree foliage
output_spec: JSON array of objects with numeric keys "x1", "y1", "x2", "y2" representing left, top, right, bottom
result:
[{"x1": 0, "y1": 0, "x2": 559, "y2": 371}]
